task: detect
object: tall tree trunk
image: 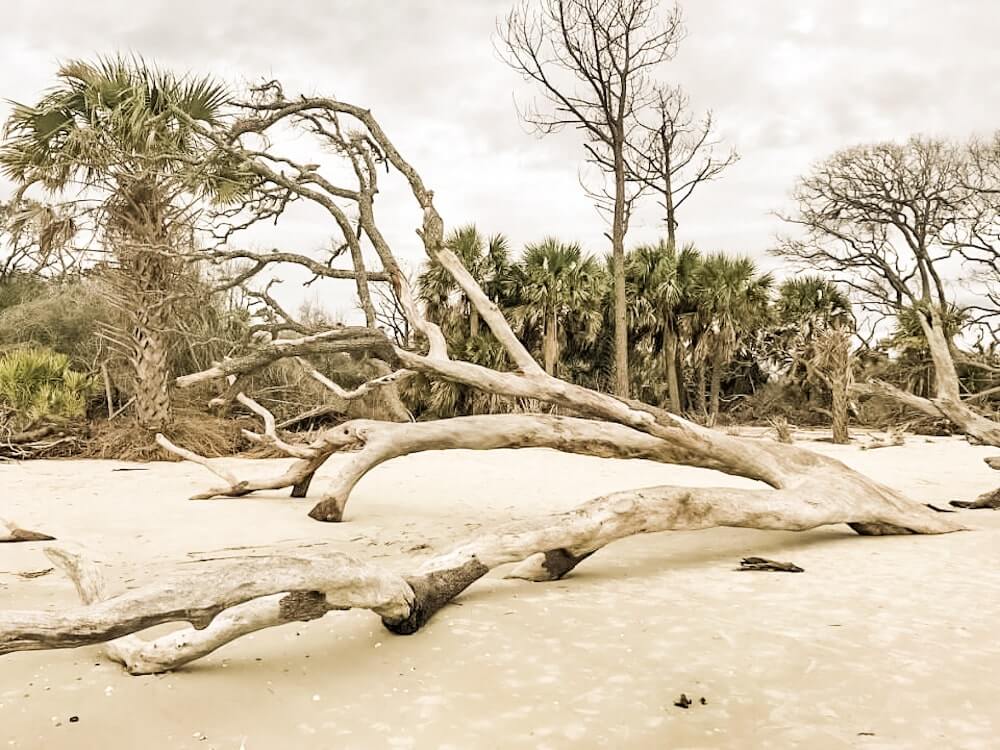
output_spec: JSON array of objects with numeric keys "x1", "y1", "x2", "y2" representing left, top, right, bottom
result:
[
  {"x1": 131, "y1": 313, "x2": 171, "y2": 432},
  {"x1": 661, "y1": 130, "x2": 677, "y2": 253},
  {"x1": 543, "y1": 310, "x2": 558, "y2": 376},
  {"x1": 708, "y1": 348, "x2": 724, "y2": 427},
  {"x1": 915, "y1": 311, "x2": 1000, "y2": 445},
  {"x1": 663, "y1": 326, "x2": 681, "y2": 413},
  {"x1": 612, "y1": 143, "x2": 629, "y2": 398}
]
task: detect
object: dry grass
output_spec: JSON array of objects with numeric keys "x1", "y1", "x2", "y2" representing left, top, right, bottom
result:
[
  {"x1": 80, "y1": 409, "x2": 251, "y2": 461},
  {"x1": 767, "y1": 416, "x2": 795, "y2": 444}
]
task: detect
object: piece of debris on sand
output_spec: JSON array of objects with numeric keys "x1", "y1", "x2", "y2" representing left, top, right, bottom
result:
[{"x1": 738, "y1": 556, "x2": 804, "y2": 573}]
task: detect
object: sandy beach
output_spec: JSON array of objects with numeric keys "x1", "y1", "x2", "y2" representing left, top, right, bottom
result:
[{"x1": 3, "y1": 433, "x2": 1000, "y2": 749}]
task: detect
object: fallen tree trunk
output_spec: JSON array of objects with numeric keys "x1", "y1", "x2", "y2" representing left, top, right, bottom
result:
[
  {"x1": 1, "y1": 476, "x2": 960, "y2": 672},
  {"x1": 161, "y1": 408, "x2": 945, "y2": 531}
]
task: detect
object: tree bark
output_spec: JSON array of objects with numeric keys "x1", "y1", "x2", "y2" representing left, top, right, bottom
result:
[
  {"x1": 543, "y1": 309, "x2": 558, "y2": 376},
  {"x1": 831, "y1": 378, "x2": 850, "y2": 445},
  {"x1": 695, "y1": 362, "x2": 707, "y2": 419},
  {"x1": 469, "y1": 303, "x2": 479, "y2": 339},
  {"x1": 131, "y1": 316, "x2": 172, "y2": 431}
]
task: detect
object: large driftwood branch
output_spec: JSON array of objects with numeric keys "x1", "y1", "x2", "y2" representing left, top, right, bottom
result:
[
  {"x1": 162, "y1": 412, "x2": 693, "y2": 506},
  {"x1": 1, "y1": 477, "x2": 960, "y2": 673},
  {"x1": 865, "y1": 379, "x2": 1000, "y2": 445},
  {"x1": 173, "y1": 329, "x2": 972, "y2": 534}
]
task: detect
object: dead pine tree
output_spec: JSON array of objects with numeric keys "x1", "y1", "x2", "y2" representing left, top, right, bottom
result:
[
  {"x1": 0, "y1": 85, "x2": 967, "y2": 674},
  {"x1": 627, "y1": 83, "x2": 739, "y2": 252},
  {"x1": 496, "y1": 0, "x2": 684, "y2": 398}
]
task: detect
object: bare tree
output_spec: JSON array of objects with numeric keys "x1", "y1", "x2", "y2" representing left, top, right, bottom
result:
[
  {"x1": 776, "y1": 136, "x2": 1000, "y2": 455},
  {"x1": 496, "y1": 0, "x2": 683, "y2": 397},
  {"x1": 628, "y1": 84, "x2": 738, "y2": 249}
]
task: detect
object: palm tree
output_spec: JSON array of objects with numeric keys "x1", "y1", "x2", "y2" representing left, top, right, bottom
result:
[
  {"x1": 775, "y1": 275, "x2": 852, "y2": 338},
  {"x1": 0, "y1": 57, "x2": 243, "y2": 431},
  {"x1": 418, "y1": 225, "x2": 513, "y2": 340},
  {"x1": 774, "y1": 275, "x2": 855, "y2": 442},
  {"x1": 626, "y1": 241, "x2": 701, "y2": 412},
  {"x1": 693, "y1": 253, "x2": 773, "y2": 426},
  {"x1": 515, "y1": 239, "x2": 605, "y2": 376}
]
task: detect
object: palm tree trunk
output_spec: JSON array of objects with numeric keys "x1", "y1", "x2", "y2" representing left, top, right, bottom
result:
[
  {"x1": 469, "y1": 304, "x2": 480, "y2": 339},
  {"x1": 696, "y1": 362, "x2": 707, "y2": 420},
  {"x1": 543, "y1": 310, "x2": 558, "y2": 376},
  {"x1": 831, "y1": 377, "x2": 849, "y2": 444},
  {"x1": 662, "y1": 327, "x2": 681, "y2": 413},
  {"x1": 708, "y1": 349, "x2": 724, "y2": 427},
  {"x1": 675, "y1": 345, "x2": 686, "y2": 412},
  {"x1": 132, "y1": 313, "x2": 172, "y2": 431}
]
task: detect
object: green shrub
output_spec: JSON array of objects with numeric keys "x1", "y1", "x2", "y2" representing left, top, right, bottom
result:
[{"x1": 0, "y1": 346, "x2": 92, "y2": 426}]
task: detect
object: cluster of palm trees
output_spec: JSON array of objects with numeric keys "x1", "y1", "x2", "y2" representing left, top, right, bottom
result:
[{"x1": 414, "y1": 225, "x2": 853, "y2": 425}]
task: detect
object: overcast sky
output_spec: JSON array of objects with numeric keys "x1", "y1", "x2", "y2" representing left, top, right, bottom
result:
[{"x1": 3, "y1": 0, "x2": 999, "y2": 319}]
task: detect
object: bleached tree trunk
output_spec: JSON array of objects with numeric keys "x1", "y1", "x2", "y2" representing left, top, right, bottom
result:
[{"x1": 871, "y1": 311, "x2": 1000, "y2": 447}]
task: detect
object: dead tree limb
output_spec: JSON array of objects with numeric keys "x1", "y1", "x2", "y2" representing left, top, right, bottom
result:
[{"x1": 174, "y1": 328, "x2": 396, "y2": 389}]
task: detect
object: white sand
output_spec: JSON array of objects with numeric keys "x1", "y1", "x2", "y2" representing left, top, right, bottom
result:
[{"x1": 2, "y1": 433, "x2": 1000, "y2": 749}]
